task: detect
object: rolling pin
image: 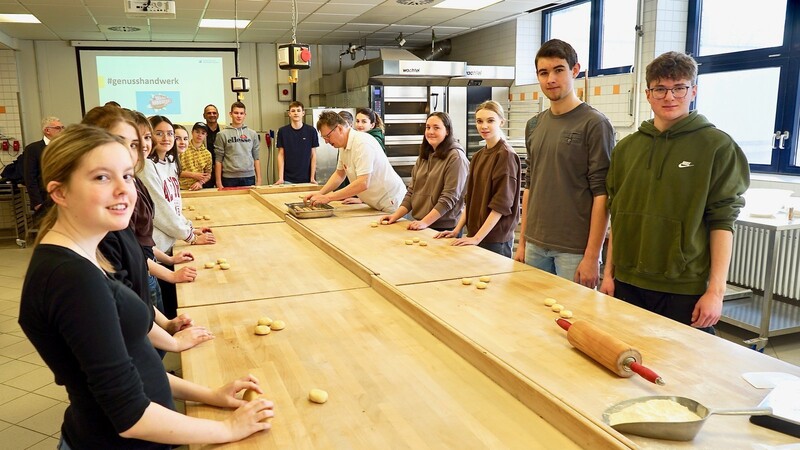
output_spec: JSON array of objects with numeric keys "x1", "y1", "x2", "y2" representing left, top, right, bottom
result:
[{"x1": 556, "y1": 318, "x2": 665, "y2": 385}]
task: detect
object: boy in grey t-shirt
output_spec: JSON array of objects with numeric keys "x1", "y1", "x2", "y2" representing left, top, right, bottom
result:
[{"x1": 214, "y1": 101, "x2": 261, "y2": 188}]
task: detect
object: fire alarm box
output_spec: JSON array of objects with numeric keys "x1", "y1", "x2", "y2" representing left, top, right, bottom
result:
[
  {"x1": 12, "y1": 140, "x2": 19, "y2": 151},
  {"x1": 278, "y1": 84, "x2": 291, "y2": 102},
  {"x1": 278, "y1": 43, "x2": 311, "y2": 70}
]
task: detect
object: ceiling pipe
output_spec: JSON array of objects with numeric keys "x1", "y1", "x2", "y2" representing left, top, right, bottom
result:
[{"x1": 411, "y1": 39, "x2": 452, "y2": 61}]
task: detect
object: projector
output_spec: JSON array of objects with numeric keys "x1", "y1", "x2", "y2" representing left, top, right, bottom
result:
[{"x1": 125, "y1": 0, "x2": 176, "y2": 18}]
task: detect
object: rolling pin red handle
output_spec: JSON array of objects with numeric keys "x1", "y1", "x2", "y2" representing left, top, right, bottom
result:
[
  {"x1": 556, "y1": 318, "x2": 572, "y2": 332},
  {"x1": 627, "y1": 360, "x2": 666, "y2": 386}
]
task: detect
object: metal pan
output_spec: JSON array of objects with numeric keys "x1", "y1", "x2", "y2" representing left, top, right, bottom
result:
[
  {"x1": 602, "y1": 395, "x2": 772, "y2": 441},
  {"x1": 285, "y1": 202, "x2": 334, "y2": 219}
]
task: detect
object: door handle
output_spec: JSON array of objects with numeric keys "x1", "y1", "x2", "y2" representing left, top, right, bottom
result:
[
  {"x1": 772, "y1": 131, "x2": 781, "y2": 149},
  {"x1": 778, "y1": 131, "x2": 790, "y2": 149}
]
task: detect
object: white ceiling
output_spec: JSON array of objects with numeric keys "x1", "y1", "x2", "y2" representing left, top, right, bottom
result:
[{"x1": 0, "y1": 0, "x2": 556, "y2": 48}]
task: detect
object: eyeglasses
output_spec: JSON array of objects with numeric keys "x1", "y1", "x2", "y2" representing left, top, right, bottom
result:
[
  {"x1": 647, "y1": 85, "x2": 694, "y2": 100},
  {"x1": 154, "y1": 131, "x2": 175, "y2": 138},
  {"x1": 45, "y1": 126, "x2": 65, "y2": 131},
  {"x1": 322, "y1": 125, "x2": 338, "y2": 141}
]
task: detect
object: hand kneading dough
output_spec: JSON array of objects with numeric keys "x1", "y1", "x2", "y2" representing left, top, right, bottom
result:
[
  {"x1": 204, "y1": 262, "x2": 215, "y2": 269},
  {"x1": 418, "y1": 241, "x2": 428, "y2": 247},
  {"x1": 476, "y1": 281, "x2": 488, "y2": 290},
  {"x1": 242, "y1": 389, "x2": 259, "y2": 402},
  {"x1": 308, "y1": 389, "x2": 328, "y2": 404},
  {"x1": 559, "y1": 310, "x2": 573, "y2": 319},
  {"x1": 370, "y1": 222, "x2": 378, "y2": 228},
  {"x1": 254, "y1": 325, "x2": 271, "y2": 335},
  {"x1": 461, "y1": 278, "x2": 473, "y2": 285},
  {"x1": 479, "y1": 276, "x2": 491, "y2": 283},
  {"x1": 551, "y1": 304, "x2": 564, "y2": 312},
  {"x1": 544, "y1": 298, "x2": 557, "y2": 307},
  {"x1": 270, "y1": 320, "x2": 286, "y2": 330},
  {"x1": 219, "y1": 263, "x2": 231, "y2": 270},
  {"x1": 404, "y1": 239, "x2": 413, "y2": 245},
  {"x1": 257, "y1": 316, "x2": 273, "y2": 326},
  {"x1": 203, "y1": 215, "x2": 211, "y2": 220}
]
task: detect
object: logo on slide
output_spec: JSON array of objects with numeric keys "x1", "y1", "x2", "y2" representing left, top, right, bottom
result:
[{"x1": 136, "y1": 91, "x2": 181, "y2": 114}]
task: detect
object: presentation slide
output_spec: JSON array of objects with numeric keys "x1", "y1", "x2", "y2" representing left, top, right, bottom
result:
[{"x1": 78, "y1": 49, "x2": 238, "y2": 124}]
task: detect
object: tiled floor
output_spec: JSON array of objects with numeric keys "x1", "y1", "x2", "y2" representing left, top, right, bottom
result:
[{"x1": 0, "y1": 239, "x2": 799, "y2": 449}]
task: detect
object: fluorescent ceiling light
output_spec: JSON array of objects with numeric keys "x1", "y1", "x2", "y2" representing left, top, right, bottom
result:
[
  {"x1": 433, "y1": 0, "x2": 501, "y2": 10},
  {"x1": 0, "y1": 14, "x2": 40, "y2": 24},
  {"x1": 199, "y1": 19, "x2": 250, "y2": 29}
]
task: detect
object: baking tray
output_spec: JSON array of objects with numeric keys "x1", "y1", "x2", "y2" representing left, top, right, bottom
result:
[{"x1": 285, "y1": 202, "x2": 334, "y2": 219}]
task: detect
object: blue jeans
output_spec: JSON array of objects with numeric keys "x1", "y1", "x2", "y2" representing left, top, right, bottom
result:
[
  {"x1": 58, "y1": 436, "x2": 71, "y2": 450},
  {"x1": 222, "y1": 176, "x2": 255, "y2": 187},
  {"x1": 524, "y1": 241, "x2": 585, "y2": 281},
  {"x1": 479, "y1": 240, "x2": 513, "y2": 258},
  {"x1": 148, "y1": 274, "x2": 164, "y2": 315}
]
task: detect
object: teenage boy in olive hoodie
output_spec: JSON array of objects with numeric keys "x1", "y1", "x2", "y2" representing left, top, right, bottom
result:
[{"x1": 600, "y1": 51, "x2": 750, "y2": 334}]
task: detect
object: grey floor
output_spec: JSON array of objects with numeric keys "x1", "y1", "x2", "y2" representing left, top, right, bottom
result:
[{"x1": 0, "y1": 240, "x2": 798, "y2": 449}]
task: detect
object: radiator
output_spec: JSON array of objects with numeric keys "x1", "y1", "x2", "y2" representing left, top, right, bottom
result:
[{"x1": 729, "y1": 223, "x2": 800, "y2": 301}]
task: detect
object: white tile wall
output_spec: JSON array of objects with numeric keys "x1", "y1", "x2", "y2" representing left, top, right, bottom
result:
[{"x1": 0, "y1": 49, "x2": 22, "y2": 167}]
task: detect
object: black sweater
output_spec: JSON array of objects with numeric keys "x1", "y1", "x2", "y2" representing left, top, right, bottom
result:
[{"x1": 19, "y1": 245, "x2": 173, "y2": 449}]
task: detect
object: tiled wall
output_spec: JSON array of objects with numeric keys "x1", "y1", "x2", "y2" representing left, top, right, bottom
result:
[
  {"x1": 0, "y1": 49, "x2": 22, "y2": 167},
  {"x1": 515, "y1": 14, "x2": 541, "y2": 86}
]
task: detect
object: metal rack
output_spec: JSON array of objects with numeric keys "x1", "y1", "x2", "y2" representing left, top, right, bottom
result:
[{"x1": 0, "y1": 183, "x2": 30, "y2": 247}]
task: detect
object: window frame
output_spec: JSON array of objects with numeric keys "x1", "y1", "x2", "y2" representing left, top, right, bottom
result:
[{"x1": 542, "y1": 0, "x2": 636, "y2": 77}]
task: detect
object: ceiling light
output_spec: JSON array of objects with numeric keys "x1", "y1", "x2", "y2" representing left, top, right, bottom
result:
[
  {"x1": 199, "y1": 19, "x2": 250, "y2": 29},
  {"x1": 433, "y1": 0, "x2": 502, "y2": 10},
  {"x1": 0, "y1": 14, "x2": 40, "y2": 24}
]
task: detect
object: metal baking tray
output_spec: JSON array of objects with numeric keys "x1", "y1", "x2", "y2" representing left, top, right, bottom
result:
[{"x1": 285, "y1": 202, "x2": 334, "y2": 219}]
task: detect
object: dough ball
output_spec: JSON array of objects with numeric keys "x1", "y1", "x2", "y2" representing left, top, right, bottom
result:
[
  {"x1": 204, "y1": 262, "x2": 215, "y2": 269},
  {"x1": 270, "y1": 320, "x2": 286, "y2": 331},
  {"x1": 544, "y1": 298, "x2": 557, "y2": 307},
  {"x1": 203, "y1": 215, "x2": 211, "y2": 220},
  {"x1": 412, "y1": 237, "x2": 420, "y2": 243},
  {"x1": 188, "y1": 206, "x2": 195, "y2": 211},
  {"x1": 559, "y1": 310, "x2": 573, "y2": 319},
  {"x1": 219, "y1": 263, "x2": 231, "y2": 270},
  {"x1": 381, "y1": 220, "x2": 389, "y2": 225},
  {"x1": 242, "y1": 388, "x2": 259, "y2": 402},
  {"x1": 418, "y1": 241, "x2": 428, "y2": 247},
  {"x1": 476, "y1": 281, "x2": 488, "y2": 290},
  {"x1": 308, "y1": 388, "x2": 328, "y2": 404},
  {"x1": 551, "y1": 304, "x2": 564, "y2": 313},
  {"x1": 195, "y1": 215, "x2": 204, "y2": 220},
  {"x1": 257, "y1": 316, "x2": 273, "y2": 326},
  {"x1": 217, "y1": 258, "x2": 227, "y2": 264},
  {"x1": 254, "y1": 325, "x2": 271, "y2": 335},
  {"x1": 461, "y1": 278, "x2": 473, "y2": 285},
  {"x1": 404, "y1": 239, "x2": 413, "y2": 245},
  {"x1": 370, "y1": 222, "x2": 378, "y2": 228},
  {"x1": 479, "y1": 276, "x2": 491, "y2": 283}
]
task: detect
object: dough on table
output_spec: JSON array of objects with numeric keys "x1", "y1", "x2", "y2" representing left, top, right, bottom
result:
[
  {"x1": 242, "y1": 389, "x2": 259, "y2": 402},
  {"x1": 217, "y1": 258, "x2": 227, "y2": 264},
  {"x1": 254, "y1": 325, "x2": 271, "y2": 335},
  {"x1": 257, "y1": 316, "x2": 273, "y2": 326},
  {"x1": 559, "y1": 310, "x2": 573, "y2": 319},
  {"x1": 544, "y1": 298, "x2": 557, "y2": 307},
  {"x1": 204, "y1": 262, "x2": 215, "y2": 269},
  {"x1": 187, "y1": 206, "x2": 195, "y2": 211},
  {"x1": 412, "y1": 237, "x2": 420, "y2": 243},
  {"x1": 418, "y1": 241, "x2": 428, "y2": 247},
  {"x1": 476, "y1": 281, "x2": 488, "y2": 290},
  {"x1": 195, "y1": 215, "x2": 204, "y2": 220},
  {"x1": 219, "y1": 262, "x2": 231, "y2": 270},
  {"x1": 551, "y1": 304, "x2": 564, "y2": 312},
  {"x1": 270, "y1": 320, "x2": 286, "y2": 331},
  {"x1": 479, "y1": 276, "x2": 491, "y2": 283},
  {"x1": 203, "y1": 215, "x2": 211, "y2": 220},
  {"x1": 308, "y1": 389, "x2": 328, "y2": 404},
  {"x1": 381, "y1": 220, "x2": 389, "y2": 225},
  {"x1": 404, "y1": 239, "x2": 413, "y2": 245},
  {"x1": 461, "y1": 278, "x2": 473, "y2": 285},
  {"x1": 370, "y1": 222, "x2": 378, "y2": 228}
]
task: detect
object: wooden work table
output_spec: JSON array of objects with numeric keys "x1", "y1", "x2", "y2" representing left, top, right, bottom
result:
[
  {"x1": 180, "y1": 289, "x2": 580, "y2": 450},
  {"x1": 258, "y1": 191, "x2": 386, "y2": 219},
  {"x1": 372, "y1": 270, "x2": 800, "y2": 448},
  {"x1": 287, "y1": 215, "x2": 532, "y2": 285},
  {"x1": 175, "y1": 222, "x2": 367, "y2": 308},
  {"x1": 181, "y1": 190, "x2": 282, "y2": 228}
]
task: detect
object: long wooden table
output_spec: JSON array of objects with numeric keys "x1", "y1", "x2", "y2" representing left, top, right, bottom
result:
[
  {"x1": 176, "y1": 222, "x2": 368, "y2": 308},
  {"x1": 287, "y1": 214, "x2": 533, "y2": 285},
  {"x1": 181, "y1": 190, "x2": 282, "y2": 228},
  {"x1": 372, "y1": 271, "x2": 800, "y2": 448},
  {"x1": 181, "y1": 289, "x2": 580, "y2": 449}
]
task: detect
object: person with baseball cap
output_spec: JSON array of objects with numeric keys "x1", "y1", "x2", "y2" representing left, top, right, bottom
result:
[{"x1": 178, "y1": 122, "x2": 213, "y2": 190}]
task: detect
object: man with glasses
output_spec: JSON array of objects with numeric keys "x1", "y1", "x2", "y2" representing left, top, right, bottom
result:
[
  {"x1": 306, "y1": 110, "x2": 405, "y2": 213},
  {"x1": 600, "y1": 51, "x2": 750, "y2": 334},
  {"x1": 23, "y1": 116, "x2": 64, "y2": 222},
  {"x1": 515, "y1": 39, "x2": 614, "y2": 289},
  {"x1": 275, "y1": 101, "x2": 319, "y2": 184}
]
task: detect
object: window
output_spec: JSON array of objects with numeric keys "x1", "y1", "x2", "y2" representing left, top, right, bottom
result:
[
  {"x1": 688, "y1": 0, "x2": 799, "y2": 174},
  {"x1": 543, "y1": 0, "x2": 637, "y2": 76}
]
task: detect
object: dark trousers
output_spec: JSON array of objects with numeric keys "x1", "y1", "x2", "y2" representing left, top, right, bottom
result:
[
  {"x1": 158, "y1": 262, "x2": 178, "y2": 319},
  {"x1": 222, "y1": 176, "x2": 255, "y2": 187},
  {"x1": 614, "y1": 279, "x2": 716, "y2": 335},
  {"x1": 478, "y1": 239, "x2": 513, "y2": 258}
]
